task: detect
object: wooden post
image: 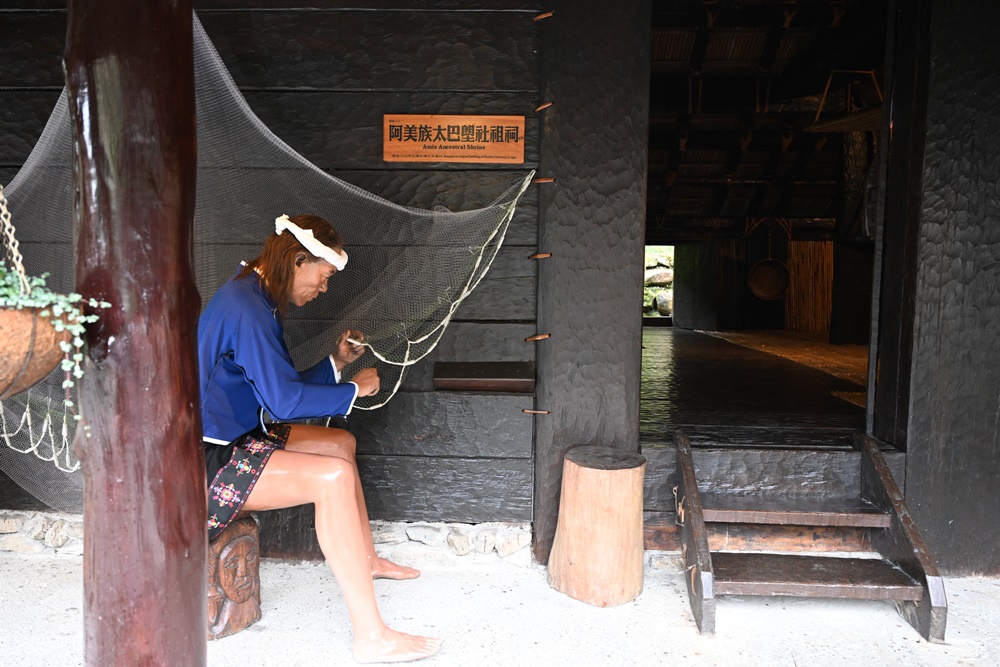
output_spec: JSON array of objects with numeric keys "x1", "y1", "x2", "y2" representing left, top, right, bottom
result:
[
  {"x1": 533, "y1": 0, "x2": 651, "y2": 565},
  {"x1": 65, "y1": 2, "x2": 205, "y2": 665},
  {"x1": 547, "y1": 446, "x2": 646, "y2": 607}
]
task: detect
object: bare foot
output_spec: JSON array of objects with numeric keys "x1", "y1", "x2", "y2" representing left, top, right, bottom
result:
[
  {"x1": 353, "y1": 627, "x2": 442, "y2": 663},
  {"x1": 371, "y1": 556, "x2": 420, "y2": 580}
]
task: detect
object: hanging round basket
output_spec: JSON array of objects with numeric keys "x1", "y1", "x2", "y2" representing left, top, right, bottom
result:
[
  {"x1": 747, "y1": 258, "x2": 790, "y2": 301},
  {"x1": 0, "y1": 307, "x2": 69, "y2": 400}
]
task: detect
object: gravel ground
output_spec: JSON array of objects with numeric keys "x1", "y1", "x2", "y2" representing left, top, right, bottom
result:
[{"x1": 2, "y1": 542, "x2": 999, "y2": 667}]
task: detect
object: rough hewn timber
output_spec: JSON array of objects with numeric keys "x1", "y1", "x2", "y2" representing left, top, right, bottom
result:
[
  {"x1": 532, "y1": 0, "x2": 650, "y2": 564},
  {"x1": 257, "y1": 455, "x2": 533, "y2": 559},
  {"x1": 900, "y1": 0, "x2": 1000, "y2": 576},
  {"x1": 0, "y1": 12, "x2": 66, "y2": 87},
  {"x1": 858, "y1": 434, "x2": 947, "y2": 641},
  {"x1": 66, "y1": 1, "x2": 205, "y2": 665},
  {"x1": 242, "y1": 91, "x2": 540, "y2": 171},
  {"x1": 330, "y1": 170, "x2": 539, "y2": 246},
  {"x1": 0, "y1": 90, "x2": 64, "y2": 165},
  {"x1": 198, "y1": 9, "x2": 538, "y2": 91},
  {"x1": 194, "y1": 0, "x2": 543, "y2": 9},
  {"x1": 348, "y1": 392, "x2": 534, "y2": 457}
]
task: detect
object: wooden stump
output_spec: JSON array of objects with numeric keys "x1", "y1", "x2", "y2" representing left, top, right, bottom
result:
[
  {"x1": 547, "y1": 446, "x2": 647, "y2": 606},
  {"x1": 207, "y1": 515, "x2": 262, "y2": 640}
]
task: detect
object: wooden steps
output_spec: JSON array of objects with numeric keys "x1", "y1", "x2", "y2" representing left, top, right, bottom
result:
[
  {"x1": 712, "y1": 553, "x2": 922, "y2": 600},
  {"x1": 674, "y1": 430, "x2": 947, "y2": 642},
  {"x1": 700, "y1": 493, "x2": 891, "y2": 528}
]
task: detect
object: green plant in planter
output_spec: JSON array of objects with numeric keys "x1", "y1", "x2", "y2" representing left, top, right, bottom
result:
[{"x1": 0, "y1": 261, "x2": 110, "y2": 414}]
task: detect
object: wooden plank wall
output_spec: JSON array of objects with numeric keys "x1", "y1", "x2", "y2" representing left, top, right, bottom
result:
[{"x1": 0, "y1": 1, "x2": 543, "y2": 558}]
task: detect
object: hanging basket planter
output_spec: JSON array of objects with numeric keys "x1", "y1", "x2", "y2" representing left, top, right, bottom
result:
[{"x1": 0, "y1": 307, "x2": 70, "y2": 400}]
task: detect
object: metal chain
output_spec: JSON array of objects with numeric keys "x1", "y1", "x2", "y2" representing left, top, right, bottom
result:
[{"x1": 0, "y1": 184, "x2": 31, "y2": 296}]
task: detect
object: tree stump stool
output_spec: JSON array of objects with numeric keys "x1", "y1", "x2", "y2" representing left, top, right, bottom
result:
[
  {"x1": 207, "y1": 514, "x2": 262, "y2": 640},
  {"x1": 547, "y1": 445, "x2": 647, "y2": 607}
]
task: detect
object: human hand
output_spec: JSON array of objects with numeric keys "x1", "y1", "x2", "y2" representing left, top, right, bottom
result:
[
  {"x1": 352, "y1": 367, "x2": 380, "y2": 397},
  {"x1": 333, "y1": 329, "x2": 366, "y2": 370}
]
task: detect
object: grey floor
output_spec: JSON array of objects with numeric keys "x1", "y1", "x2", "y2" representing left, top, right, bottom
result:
[{"x1": 2, "y1": 541, "x2": 998, "y2": 667}]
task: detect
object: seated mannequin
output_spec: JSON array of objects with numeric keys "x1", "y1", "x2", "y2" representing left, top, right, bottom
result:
[{"x1": 198, "y1": 214, "x2": 439, "y2": 662}]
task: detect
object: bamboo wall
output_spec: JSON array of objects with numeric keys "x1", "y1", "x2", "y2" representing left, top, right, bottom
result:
[{"x1": 785, "y1": 240, "x2": 834, "y2": 332}]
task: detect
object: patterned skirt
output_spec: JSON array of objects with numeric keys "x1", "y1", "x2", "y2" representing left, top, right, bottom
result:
[{"x1": 204, "y1": 424, "x2": 291, "y2": 540}]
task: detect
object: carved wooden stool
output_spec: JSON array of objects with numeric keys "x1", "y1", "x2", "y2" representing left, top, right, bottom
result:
[
  {"x1": 207, "y1": 514, "x2": 262, "y2": 640},
  {"x1": 547, "y1": 445, "x2": 647, "y2": 607}
]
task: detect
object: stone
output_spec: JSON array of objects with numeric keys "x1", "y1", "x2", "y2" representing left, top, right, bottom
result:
[
  {"x1": 22, "y1": 514, "x2": 50, "y2": 541},
  {"x1": 496, "y1": 530, "x2": 531, "y2": 558},
  {"x1": 472, "y1": 527, "x2": 498, "y2": 554},
  {"x1": 65, "y1": 521, "x2": 85, "y2": 540},
  {"x1": 654, "y1": 290, "x2": 673, "y2": 316},
  {"x1": 446, "y1": 531, "x2": 472, "y2": 556},
  {"x1": 0, "y1": 533, "x2": 46, "y2": 554},
  {"x1": 0, "y1": 512, "x2": 26, "y2": 534},
  {"x1": 44, "y1": 520, "x2": 69, "y2": 548},
  {"x1": 644, "y1": 268, "x2": 673, "y2": 286},
  {"x1": 405, "y1": 523, "x2": 447, "y2": 547},
  {"x1": 370, "y1": 521, "x2": 407, "y2": 545},
  {"x1": 646, "y1": 552, "x2": 681, "y2": 571}
]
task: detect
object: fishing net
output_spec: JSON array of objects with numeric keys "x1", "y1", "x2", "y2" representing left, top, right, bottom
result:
[{"x1": 0, "y1": 15, "x2": 532, "y2": 511}]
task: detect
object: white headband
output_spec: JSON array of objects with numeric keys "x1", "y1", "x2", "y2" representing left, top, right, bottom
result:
[{"x1": 275, "y1": 215, "x2": 348, "y2": 270}]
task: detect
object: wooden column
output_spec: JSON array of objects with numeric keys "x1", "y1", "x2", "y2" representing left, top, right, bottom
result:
[
  {"x1": 533, "y1": 0, "x2": 651, "y2": 564},
  {"x1": 65, "y1": 2, "x2": 205, "y2": 665},
  {"x1": 886, "y1": 0, "x2": 1000, "y2": 575}
]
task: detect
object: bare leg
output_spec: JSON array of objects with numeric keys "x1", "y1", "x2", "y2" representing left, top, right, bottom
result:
[
  {"x1": 243, "y1": 450, "x2": 441, "y2": 663},
  {"x1": 284, "y1": 424, "x2": 419, "y2": 580}
]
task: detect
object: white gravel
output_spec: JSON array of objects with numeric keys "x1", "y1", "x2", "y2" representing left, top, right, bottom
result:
[{"x1": 2, "y1": 544, "x2": 998, "y2": 667}]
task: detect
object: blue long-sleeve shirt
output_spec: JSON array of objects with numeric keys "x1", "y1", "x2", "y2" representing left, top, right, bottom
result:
[{"x1": 198, "y1": 269, "x2": 358, "y2": 443}]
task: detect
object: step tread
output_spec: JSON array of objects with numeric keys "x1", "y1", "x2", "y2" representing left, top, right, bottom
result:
[
  {"x1": 700, "y1": 494, "x2": 890, "y2": 527},
  {"x1": 712, "y1": 552, "x2": 924, "y2": 600}
]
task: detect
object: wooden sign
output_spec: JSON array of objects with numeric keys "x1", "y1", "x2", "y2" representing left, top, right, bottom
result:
[{"x1": 384, "y1": 114, "x2": 525, "y2": 164}]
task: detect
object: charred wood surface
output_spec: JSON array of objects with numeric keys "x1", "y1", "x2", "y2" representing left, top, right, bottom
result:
[
  {"x1": 902, "y1": 0, "x2": 1000, "y2": 576},
  {"x1": 433, "y1": 362, "x2": 534, "y2": 393},
  {"x1": 349, "y1": 392, "x2": 533, "y2": 458},
  {"x1": 532, "y1": 0, "x2": 650, "y2": 564},
  {"x1": 242, "y1": 91, "x2": 539, "y2": 171},
  {"x1": 258, "y1": 455, "x2": 533, "y2": 558},
  {"x1": 198, "y1": 10, "x2": 538, "y2": 91}
]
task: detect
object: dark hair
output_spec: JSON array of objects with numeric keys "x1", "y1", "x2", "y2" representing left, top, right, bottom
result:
[{"x1": 238, "y1": 214, "x2": 344, "y2": 317}]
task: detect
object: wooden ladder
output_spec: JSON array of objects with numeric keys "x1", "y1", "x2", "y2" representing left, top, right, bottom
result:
[{"x1": 674, "y1": 430, "x2": 947, "y2": 641}]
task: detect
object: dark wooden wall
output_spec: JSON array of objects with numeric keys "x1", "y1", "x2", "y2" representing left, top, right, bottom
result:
[
  {"x1": 672, "y1": 242, "x2": 719, "y2": 330},
  {"x1": 892, "y1": 0, "x2": 1000, "y2": 575},
  {"x1": 0, "y1": 1, "x2": 543, "y2": 558}
]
